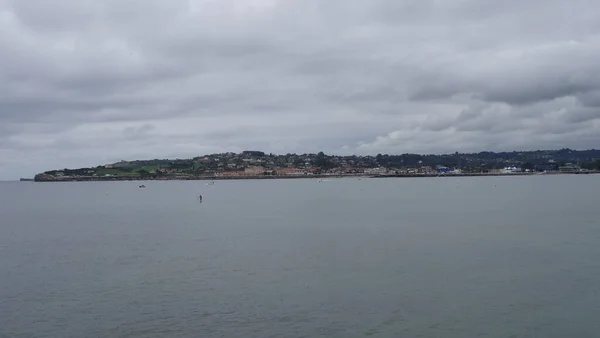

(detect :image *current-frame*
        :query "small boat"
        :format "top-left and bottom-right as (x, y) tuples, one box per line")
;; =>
(139, 185), (146, 188)
(206, 181), (215, 186)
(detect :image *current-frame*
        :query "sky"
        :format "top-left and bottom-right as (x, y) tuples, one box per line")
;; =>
(1, 0), (600, 179)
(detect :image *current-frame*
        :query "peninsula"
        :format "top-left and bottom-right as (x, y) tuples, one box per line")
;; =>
(34, 149), (600, 182)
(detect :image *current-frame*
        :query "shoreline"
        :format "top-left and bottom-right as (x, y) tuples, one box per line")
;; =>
(33, 171), (599, 182)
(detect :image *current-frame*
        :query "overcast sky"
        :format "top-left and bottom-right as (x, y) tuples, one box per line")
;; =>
(1, 0), (600, 179)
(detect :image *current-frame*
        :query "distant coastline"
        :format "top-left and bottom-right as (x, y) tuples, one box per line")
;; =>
(32, 171), (599, 182)
(33, 149), (600, 182)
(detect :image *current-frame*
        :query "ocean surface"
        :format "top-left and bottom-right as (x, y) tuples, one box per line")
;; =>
(1, 175), (600, 338)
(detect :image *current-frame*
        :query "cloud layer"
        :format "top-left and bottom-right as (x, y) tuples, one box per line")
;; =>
(1, 0), (600, 179)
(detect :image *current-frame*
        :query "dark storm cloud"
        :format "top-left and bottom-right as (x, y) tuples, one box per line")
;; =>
(1, 0), (600, 179)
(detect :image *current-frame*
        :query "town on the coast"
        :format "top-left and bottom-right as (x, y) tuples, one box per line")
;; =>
(33, 149), (600, 181)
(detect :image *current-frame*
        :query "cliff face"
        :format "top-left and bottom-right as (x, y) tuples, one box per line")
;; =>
(34, 174), (50, 182)
(34, 174), (71, 182)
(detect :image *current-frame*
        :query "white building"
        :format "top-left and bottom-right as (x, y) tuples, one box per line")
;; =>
(364, 167), (389, 175)
(500, 166), (522, 174)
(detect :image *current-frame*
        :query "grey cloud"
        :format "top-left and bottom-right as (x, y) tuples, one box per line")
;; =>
(577, 90), (600, 108)
(2, 0), (600, 179)
(410, 49), (600, 106)
(560, 107), (600, 124)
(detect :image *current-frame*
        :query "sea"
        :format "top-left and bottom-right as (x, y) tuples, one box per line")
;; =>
(1, 175), (599, 338)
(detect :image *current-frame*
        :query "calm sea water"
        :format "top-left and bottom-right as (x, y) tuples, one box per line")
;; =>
(1, 176), (600, 338)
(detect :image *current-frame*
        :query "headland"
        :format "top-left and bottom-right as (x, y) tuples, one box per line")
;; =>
(33, 149), (600, 182)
